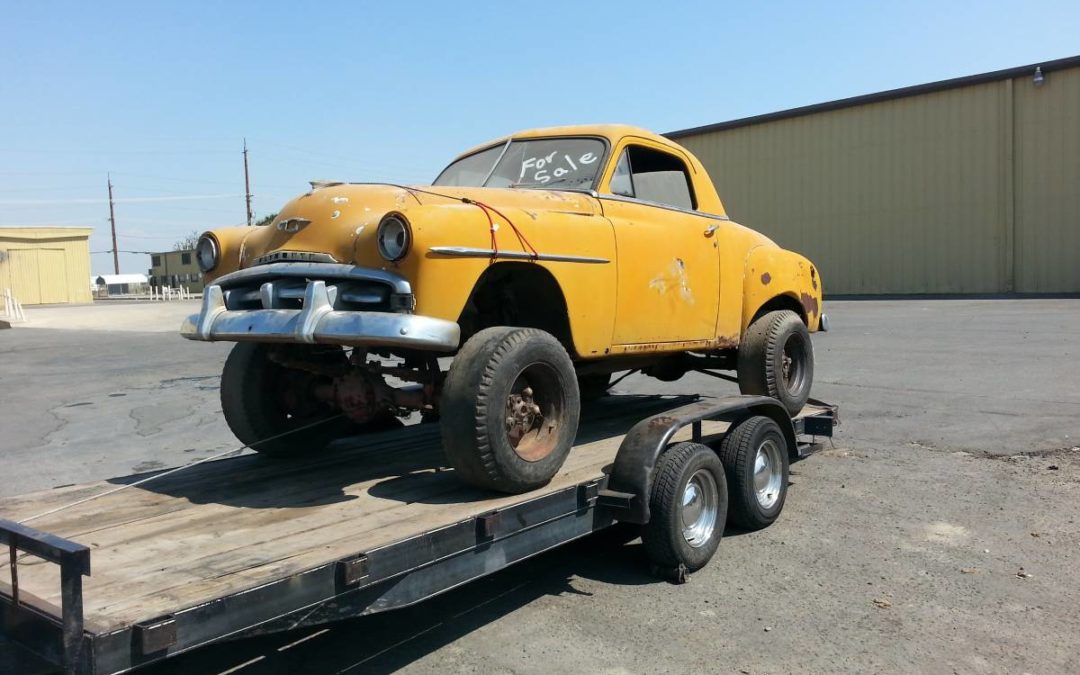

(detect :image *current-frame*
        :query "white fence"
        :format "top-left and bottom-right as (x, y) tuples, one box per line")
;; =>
(2, 288), (26, 322)
(147, 286), (199, 301)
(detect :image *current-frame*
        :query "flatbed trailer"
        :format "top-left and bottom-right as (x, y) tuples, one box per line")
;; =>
(0, 394), (836, 674)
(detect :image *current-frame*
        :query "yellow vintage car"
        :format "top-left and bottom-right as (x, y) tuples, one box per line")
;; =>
(182, 124), (826, 493)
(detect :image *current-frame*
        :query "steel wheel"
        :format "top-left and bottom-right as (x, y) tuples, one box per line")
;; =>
(781, 332), (809, 394)
(737, 309), (814, 416)
(642, 442), (727, 572)
(718, 415), (791, 531)
(441, 327), (580, 494)
(505, 363), (565, 462)
(681, 468), (721, 548)
(753, 438), (784, 510)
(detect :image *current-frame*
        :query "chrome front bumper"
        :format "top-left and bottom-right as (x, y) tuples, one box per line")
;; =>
(181, 275), (460, 351)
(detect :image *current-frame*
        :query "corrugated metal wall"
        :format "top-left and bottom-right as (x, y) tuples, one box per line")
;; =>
(674, 64), (1080, 294)
(0, 228), (93, 305)
(1013, 66), (1080, 293)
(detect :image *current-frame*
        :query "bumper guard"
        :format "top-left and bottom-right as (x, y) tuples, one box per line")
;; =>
(181, 279), (460, 351)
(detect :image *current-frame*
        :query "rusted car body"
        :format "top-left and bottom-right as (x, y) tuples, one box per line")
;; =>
(183, 125), (825, 492)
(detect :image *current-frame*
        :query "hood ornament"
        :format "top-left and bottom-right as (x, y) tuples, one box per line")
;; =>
(277, 217), (311, 233)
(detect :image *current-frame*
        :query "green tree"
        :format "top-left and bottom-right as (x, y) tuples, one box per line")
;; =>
(255, 212), (278, 227)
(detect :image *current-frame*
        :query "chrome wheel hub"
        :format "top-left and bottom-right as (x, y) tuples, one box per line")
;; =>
(681, 469), (719, 548)
(753, 439), (784, 510)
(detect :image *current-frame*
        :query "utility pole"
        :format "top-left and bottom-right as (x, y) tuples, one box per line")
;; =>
(243, 138), (253, 226)
(107, 174), (119, 274)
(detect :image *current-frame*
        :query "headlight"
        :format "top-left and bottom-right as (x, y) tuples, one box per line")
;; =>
(195, 234), (219, 273)
(377, 213), (411, 262)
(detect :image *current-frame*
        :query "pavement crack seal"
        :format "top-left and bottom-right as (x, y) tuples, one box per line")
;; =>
(975, 446), (1080, 461)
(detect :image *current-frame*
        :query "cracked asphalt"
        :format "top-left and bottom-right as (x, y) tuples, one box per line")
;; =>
(1, 298), (1078, 674)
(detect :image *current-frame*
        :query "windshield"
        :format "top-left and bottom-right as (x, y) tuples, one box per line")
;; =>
(433, 137), (605, 190)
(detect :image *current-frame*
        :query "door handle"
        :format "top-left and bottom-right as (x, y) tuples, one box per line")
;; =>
(704, 224), (719, 237)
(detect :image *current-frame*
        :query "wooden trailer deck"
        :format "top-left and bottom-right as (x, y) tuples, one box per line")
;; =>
(0, 395), (727, 635)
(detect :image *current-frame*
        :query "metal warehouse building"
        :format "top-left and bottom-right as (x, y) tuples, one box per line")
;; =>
(0, 227), (94, 305)
(668, 55), (1080, 295)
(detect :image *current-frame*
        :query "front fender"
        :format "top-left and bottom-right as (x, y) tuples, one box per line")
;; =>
(387, 199), (618, 358)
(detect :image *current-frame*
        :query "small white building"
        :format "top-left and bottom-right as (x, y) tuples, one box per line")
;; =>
(94, 273), (149, 297)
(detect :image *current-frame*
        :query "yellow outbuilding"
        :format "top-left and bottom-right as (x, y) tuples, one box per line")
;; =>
(0, 227), (93, 305)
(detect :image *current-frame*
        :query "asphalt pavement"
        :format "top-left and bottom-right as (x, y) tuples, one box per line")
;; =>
(1, 298), (1077, 673)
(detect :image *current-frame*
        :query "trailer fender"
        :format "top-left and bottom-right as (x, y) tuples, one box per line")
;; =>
(599, 396), (796, 525)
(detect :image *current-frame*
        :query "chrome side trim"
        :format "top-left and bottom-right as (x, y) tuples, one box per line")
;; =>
(598, 193), (731, 221)
(428, 247), (609, 264)
(819, 313), (830, 332)
(212, 263), (412, 295)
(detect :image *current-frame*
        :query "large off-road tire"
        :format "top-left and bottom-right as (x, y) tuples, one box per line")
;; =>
(737, 309), (814, 416)
(220, 343), (350, 457)
(642, 442), (727, 573)
(441, 327), (580, 493)
(718, 416), (790, 531)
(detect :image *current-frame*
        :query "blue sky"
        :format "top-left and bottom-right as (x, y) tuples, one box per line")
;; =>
(2, 1), (1078, 274)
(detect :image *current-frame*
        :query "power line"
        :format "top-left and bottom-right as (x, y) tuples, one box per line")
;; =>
(0, 219), (103, 226)
(0, 185), (104, 193)
(109, 172), (239, 186)
(112, 229), (242, 239)
(0, 193), (246, 205)
(252, 139), (432, 174)
(0, 148), (234, 156)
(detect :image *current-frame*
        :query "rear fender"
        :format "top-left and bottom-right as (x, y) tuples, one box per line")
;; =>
(742, 246), (822, 332)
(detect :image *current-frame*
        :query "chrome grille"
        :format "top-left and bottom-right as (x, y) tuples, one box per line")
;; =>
(223, 278), (392, 312)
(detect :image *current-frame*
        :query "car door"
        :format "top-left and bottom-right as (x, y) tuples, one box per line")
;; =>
(600, 140), (720, 346)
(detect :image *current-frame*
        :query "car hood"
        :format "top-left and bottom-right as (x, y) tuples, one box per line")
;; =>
(237, 183), (601, 267)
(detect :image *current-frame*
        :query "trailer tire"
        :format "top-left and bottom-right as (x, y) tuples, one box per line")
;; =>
(738, 309), (814, 416)
(719, 415), (790, 530)
(642, 442), (727, 573)
(220, 343), (349, 457)
(441, 327), (580, 493)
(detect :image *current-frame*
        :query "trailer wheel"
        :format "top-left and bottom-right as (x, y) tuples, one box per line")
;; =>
(737, 309), (814, 416)
(642, 442), (727, 573)
(220, 343), (349, 457)
(441, 327), (580, 493)
(719, 416), (789, 530)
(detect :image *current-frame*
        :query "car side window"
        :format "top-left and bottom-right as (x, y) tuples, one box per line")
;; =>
(611, 145), (697, 210)
(610, 150), (634, 197)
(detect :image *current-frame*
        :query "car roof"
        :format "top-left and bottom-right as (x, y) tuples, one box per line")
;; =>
(452, 124), (685, 161)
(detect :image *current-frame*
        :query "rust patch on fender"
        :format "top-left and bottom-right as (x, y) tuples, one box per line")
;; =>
(811, 267), (818, 290)
(800, 292), (819, 318)
(649, 416), (678, 428)
(760, 272), (771, 285)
